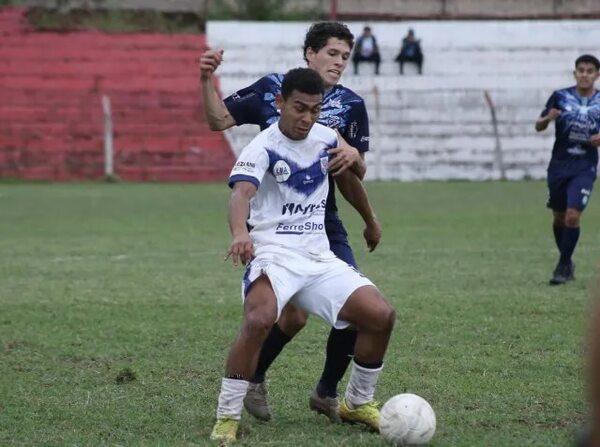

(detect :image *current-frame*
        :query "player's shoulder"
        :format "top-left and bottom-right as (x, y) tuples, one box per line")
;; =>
(555, 86), (577, 97)
(257, 73), (284, 90)
(331, 84), (365, 104)
(309, 122), (338, 145)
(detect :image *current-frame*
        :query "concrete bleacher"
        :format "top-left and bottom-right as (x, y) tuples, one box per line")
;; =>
(0, 7), (234, 181)
(208, 20), (600, 180)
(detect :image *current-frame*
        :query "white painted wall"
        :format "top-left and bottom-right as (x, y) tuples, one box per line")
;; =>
(207, 20), (600, 180)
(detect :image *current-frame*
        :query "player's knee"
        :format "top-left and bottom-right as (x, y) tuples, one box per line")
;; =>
(565, 210), (581, 227)
(278, 305), (308, 335)
(371, 301), (396, 335)
(243, 310), (275, 340)
(381, 305), (396, 335)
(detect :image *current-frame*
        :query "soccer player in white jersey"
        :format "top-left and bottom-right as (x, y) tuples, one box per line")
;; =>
(210, 68), (395, 443)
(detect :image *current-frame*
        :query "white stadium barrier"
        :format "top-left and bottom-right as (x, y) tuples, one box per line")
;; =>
(207, 20), (600, 180)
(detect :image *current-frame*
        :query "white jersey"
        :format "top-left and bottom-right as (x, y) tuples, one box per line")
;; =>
(229, 122), (338, 259)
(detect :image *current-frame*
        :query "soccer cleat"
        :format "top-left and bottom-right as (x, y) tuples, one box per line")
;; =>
(309, 389), (341, 423)
(210, 417), (239, 444)
(243, 382), (271, 421)
(339, 398), (380, 432)
(549, 263), (574, 285)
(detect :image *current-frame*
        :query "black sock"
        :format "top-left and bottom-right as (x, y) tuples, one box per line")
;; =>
(559, 226), (580, 266)
(252, 324), (291, 383)
(354, 358), (383, 369)
(553, 224), (564, 251)
(317, 327), (357, 398)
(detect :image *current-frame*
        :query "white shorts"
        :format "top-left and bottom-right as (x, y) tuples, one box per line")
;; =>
(240, 247), (374, 329)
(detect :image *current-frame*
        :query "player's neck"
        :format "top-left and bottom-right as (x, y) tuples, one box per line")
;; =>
(576, 86), (596, 97)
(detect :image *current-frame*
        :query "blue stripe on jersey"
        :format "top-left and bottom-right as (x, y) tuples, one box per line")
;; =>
(265, 149), (328, 197)
(228, 174), (260, 189)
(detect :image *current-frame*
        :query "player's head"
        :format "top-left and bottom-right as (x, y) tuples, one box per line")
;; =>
(303, 21), (354, 88)
(276, 68), (324, 140)
(574, 54), (600, 91)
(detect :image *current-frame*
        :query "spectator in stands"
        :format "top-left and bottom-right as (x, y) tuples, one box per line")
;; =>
(352, 26), (381, 75)
(395, 29), (423, 75)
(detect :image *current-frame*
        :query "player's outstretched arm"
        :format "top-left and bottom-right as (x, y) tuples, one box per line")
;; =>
(535, 108), (561, 132)
(199, 49), (236, 131)
(328, 130), (367, 179)
(334, 169), (381, 252)
(225, 182), (257, 266)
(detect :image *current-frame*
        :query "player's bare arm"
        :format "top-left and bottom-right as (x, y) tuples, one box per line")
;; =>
(225, 181), (257, 266)
(535, 108), (561, 132)
(334, 169), (381, 252)
(199, 49), (237, 131)
(328, 130), (366, 179)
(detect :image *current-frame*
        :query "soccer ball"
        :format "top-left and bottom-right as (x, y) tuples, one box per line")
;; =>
(379, 393), (436, 446)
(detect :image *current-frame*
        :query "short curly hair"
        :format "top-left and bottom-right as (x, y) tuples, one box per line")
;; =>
(303, 21), (354, 63)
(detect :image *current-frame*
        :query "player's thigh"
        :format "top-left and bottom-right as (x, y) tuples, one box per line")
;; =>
(244, 275), (278, 326)
(278, 301), (309, 333)
(566, 174), (595, 211)
(293, 259), (374, 329)
(242, 254), (305, 322)
(337, 285), (395, 333)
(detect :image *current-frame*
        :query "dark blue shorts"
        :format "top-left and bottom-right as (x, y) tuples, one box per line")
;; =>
(329, 239), (358, 268)
(547, 171), (595, 212)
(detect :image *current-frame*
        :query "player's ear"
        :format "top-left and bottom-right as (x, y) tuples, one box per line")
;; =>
(305, 47), (316, 63)
(275, 94), (284, 110)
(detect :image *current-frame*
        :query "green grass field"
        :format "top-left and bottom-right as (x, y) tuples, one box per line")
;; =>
(1, 181), (598, 446)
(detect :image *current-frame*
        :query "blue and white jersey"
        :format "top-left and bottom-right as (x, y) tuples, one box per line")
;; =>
(541, 86), (600, 172)
(228, 122), (339, 259)
(224, 73), (370, 242)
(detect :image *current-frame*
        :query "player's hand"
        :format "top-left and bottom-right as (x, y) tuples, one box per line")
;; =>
(328, 130), (360, 176)
(547, 108), (561, 121)
(590, 133), (600, 147)
(363, 217), (382, 252)
(200, 49), (224, 81)
(225, 233), (254, 266)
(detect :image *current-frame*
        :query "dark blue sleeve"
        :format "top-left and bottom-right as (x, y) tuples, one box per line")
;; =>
(343, 99), (370, 153)
(541, 91), (557, 118)
(223, 77), (268, 126)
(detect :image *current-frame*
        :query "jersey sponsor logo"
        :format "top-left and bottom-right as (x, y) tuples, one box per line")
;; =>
(581, 188), (591, 196)
(320, 156), (328, 175)
(327, 116), (342, 128)
(348, 121), (358, 139)
(275, 221), (325, 234)
(273, 160), (291, 182)
(281, 199), (327, 216)
(232, 160), (256, 173)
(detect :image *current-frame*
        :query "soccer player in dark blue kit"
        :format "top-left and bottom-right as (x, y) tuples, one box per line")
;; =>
(200, 22), (382, 429)
(535, 54), (600, 285)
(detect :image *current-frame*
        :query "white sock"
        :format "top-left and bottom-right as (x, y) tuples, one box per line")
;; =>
(216, 377), (250, 420)
(344, 360), (383, 408)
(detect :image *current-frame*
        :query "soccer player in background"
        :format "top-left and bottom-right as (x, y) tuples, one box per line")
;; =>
(210, 68), (395, 443)
(200, 22), (381, 426)
(535, 54), (600, 285)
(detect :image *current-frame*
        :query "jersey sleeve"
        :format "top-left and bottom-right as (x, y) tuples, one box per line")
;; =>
(540, 91), (558, 118)
(343, 99), (370, 153)
(223, 78), (265, 126)
(228, 142), (269, 189)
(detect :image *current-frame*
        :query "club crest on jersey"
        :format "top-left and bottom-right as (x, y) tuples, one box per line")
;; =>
(273, 160), (291, 182)
(320, 156), (328, 175)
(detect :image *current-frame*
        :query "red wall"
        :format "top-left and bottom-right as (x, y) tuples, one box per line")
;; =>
(0, 8), (235, 181)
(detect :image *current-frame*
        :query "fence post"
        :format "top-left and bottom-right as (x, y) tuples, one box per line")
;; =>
(101, 94), (115, 180)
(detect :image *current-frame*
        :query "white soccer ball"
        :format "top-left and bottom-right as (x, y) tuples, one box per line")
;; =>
(379, 393), (436, 446)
